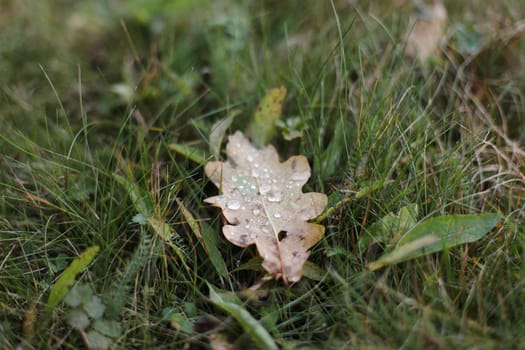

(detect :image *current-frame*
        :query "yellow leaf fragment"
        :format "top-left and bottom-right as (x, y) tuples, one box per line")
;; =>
(204, 131), (327, 283)
(247, 86), (287, 147)
(405, 1), (448, 62)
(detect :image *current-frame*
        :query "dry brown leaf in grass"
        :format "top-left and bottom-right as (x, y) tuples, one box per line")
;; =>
(405, 1), (448, 62)
(204, 131), (327, 284)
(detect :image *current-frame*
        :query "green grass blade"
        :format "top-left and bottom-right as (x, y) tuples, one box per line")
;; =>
(112, 173), (152, 215)
(47, 246), (100, 311)
(113, 173), (189, 267)
(367, 214), (501, 271)
(168, 143), (208, 165)
(201, 222), (230, 280)
(208, 283), (278, 350)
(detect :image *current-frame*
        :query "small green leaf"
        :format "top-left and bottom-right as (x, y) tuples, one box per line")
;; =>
(67, 309), (90, 331)
(93, 319), (122, 338)
(86, 330), (112, 350)
(276, 116), (307, 140)
(48, 254), (69, 275)
(367, 214), (501, 271)
(84, 296), (106, 319)
(359, 204), (418, 253)
(247, 86), (287, 147)
(64, 284), (94, 308)
(47, 246), (99, 311)
(132, 213), (148, 225)
(208, 283), (278, 350)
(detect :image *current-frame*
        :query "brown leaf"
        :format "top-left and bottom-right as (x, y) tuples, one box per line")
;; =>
(405, 1), (448, 62)
(204, 131), (327, 283)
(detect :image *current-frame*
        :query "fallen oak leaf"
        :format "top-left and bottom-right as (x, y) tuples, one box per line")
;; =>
(204, 131), (327, 284)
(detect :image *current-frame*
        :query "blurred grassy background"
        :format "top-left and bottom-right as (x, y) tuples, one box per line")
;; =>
(1, 0), (524, 349)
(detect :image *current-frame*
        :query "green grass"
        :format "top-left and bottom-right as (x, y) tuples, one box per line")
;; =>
(1, 0), (525, 349)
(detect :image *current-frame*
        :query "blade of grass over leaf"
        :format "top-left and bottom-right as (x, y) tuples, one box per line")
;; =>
(247, 86), (286, 147)
(367, 214), (501, 271)
(47, 246), (99, 311)
(207, 283), (278, 350)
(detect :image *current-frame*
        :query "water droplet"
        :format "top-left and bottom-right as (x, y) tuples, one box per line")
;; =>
(247, 155), (254, 162)
(273, 212), (281, 218)
(253, 209), (260, 215)
(291, 171), (310, 181)
(262, 226), (270, 233)
(259, 184), (271, 195)
(232, 175), (238, 182)
(267, 191), (283, 202)
(227, 200), (241, 210)
(272, 179), (277, 183)
(251, 169), (259, 177)
(245, 224), (250, 229)
(254, 163), (260, 168)
(263, 168), (269, 173)
(250, 184), (257, 191)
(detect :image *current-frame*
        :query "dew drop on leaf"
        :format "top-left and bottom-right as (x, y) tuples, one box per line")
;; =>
(267, 191), (283, 202)
(260, 184), (271, 195)
(227, 200), (241, 210)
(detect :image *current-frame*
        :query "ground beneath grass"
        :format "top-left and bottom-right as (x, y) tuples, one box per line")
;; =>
(1, 1), (524, 349)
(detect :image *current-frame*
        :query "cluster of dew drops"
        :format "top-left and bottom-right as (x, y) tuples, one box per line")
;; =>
(219, 141), (311, 241)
